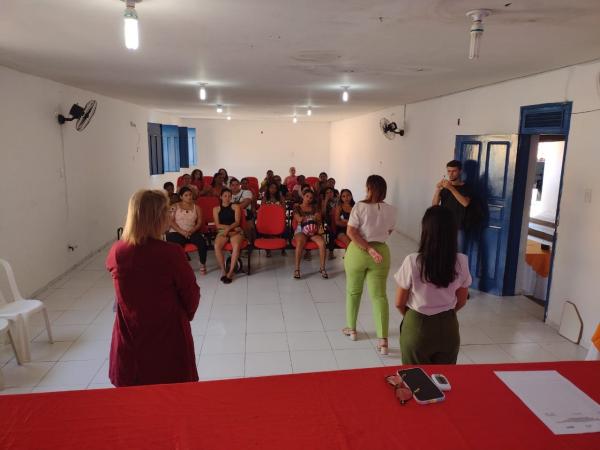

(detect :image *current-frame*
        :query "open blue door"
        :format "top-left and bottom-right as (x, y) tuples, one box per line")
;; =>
(455, 135), (518, 295)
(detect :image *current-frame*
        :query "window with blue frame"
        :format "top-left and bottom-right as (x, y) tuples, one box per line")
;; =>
(162, 125), (180, 172)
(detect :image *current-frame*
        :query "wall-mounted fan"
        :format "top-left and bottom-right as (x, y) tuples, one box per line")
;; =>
(57, 100), (97, 131)
(380, 118), (404, 140)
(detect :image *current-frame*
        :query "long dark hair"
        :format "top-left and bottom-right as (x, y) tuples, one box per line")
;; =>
(417, 206), (458, 288)
(191, 169), (203, 181)
(364, 175), (387, 203)
(264, 182), (282, 203)
(339, 189), (355, 206)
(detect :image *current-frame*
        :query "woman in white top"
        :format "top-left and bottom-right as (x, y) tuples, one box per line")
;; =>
(343, 175), (396, 355)
(394, 205), (472, 364)
(166, 187), (208, 275)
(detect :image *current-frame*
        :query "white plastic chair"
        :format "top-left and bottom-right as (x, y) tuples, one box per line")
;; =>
(0, 259), (53, 362)
(0, 318), (22, 389)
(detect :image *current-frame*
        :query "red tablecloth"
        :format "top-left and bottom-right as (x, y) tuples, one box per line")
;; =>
(1, 361), (599, 450)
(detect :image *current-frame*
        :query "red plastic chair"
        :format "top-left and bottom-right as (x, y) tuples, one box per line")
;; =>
(254, 205), (287, 252)
(196, 197), (220, 235)
(176, 175), (186, 188)
(291, 218), (319, 250)
(246, 177), (259, 188)
(203, 176), (213, 186)
(305, 177), (319, 190)
(222, 207), (251, 274)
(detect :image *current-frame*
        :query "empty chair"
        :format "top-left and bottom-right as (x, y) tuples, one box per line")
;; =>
(305, 177), (319, 190)
(0, 318), (22, 389)
(0, 258), (53, 362)
(254, 204), (288, 255)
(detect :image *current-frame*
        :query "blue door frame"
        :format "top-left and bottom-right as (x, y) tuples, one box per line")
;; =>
(514, 102), (572, 318)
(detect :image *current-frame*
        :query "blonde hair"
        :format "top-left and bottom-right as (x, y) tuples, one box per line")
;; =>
(122, 190), (170, 246)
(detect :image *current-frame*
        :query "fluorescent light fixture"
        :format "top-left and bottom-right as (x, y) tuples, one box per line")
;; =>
(466, 9), (491, 60)
(198, 84), (207, 101)
(123, 1), (139, 50)
(307, 107), (312, 116)
(216, 105), (223, 113)
(342, 87), (349, 102)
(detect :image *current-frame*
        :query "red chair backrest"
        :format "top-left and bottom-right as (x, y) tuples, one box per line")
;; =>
(305, 177), (319, 190)
(248, 185), (259, 200)
(176, 175), (186, 188)
(196, 196), (220, 231)
(256, 204), (286, 236)
(203, 176), (213, 186)
(246, 177), (259, 187)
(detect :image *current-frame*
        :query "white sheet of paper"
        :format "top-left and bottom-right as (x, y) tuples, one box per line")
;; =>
(495, 370), (600, 435)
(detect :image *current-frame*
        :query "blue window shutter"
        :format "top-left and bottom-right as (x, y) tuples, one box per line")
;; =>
(519, 102), (572, 135)
(188, 128), (197, 166)
(147, 123), (164, 175)
(161, 125), (180, 172)
(178, 127), (190, 168)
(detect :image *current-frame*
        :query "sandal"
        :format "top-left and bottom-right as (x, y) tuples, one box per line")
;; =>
(377, 340), (389, 356)
(328, 251), (336, 260)
(320, 267), (329, 279)
(293, 269), (301, 279)
(220, 275), (228, 283)
(342, 327), (357, 341)
(223, 275), (233, 284)
(266, 250), (272, 258)
(200, 265), (207, 275)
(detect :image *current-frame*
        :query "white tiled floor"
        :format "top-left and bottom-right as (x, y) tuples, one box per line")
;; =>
(0, 232), (588, 394)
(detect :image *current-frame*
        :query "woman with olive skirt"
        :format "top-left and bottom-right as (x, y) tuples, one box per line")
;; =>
(394, 206), (472, 364)
(343, 175), (396, 355)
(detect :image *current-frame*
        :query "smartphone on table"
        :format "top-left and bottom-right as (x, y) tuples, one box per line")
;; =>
(397, 367), (445, 405)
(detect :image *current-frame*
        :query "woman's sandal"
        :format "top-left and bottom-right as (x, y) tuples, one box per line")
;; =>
(223, 275), (233, 284)
(200, 265), (207, 275)
(342, 327), (357, 341)
(293, 269), (301, 279)
(320, 268), (329, 279)
(377, 340), (389, 356)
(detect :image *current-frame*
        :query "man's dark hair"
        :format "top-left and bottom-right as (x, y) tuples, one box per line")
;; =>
(163, 182), (174, 190)
(230, 177), (239, 184)
(446, 160), (462, 170)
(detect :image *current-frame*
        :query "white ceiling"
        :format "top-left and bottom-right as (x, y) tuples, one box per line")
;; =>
(1, 0), (600, 122)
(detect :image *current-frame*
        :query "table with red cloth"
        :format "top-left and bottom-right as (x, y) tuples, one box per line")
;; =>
(1, 361), (600, 450)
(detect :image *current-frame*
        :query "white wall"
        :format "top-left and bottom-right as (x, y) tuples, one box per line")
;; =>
(0, 65), (176, 297)
(330, 60), (600, 346)
(180, 118), (330, 181)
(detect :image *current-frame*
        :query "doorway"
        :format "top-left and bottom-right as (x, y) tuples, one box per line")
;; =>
(516, 136), (566, 306)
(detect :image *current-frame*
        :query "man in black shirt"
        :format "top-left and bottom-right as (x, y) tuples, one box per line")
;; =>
(432, 160), (471, 252)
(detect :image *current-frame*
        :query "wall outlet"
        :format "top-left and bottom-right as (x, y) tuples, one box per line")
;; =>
(584, 188), (592, 204)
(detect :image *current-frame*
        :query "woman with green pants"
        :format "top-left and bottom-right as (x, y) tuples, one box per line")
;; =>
(343, 175), (396, 355)
(394, 206), (472, 364)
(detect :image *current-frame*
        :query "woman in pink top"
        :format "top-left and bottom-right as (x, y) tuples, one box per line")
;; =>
(284, 166), (298, 192)
(394, 206), (472, 364)
(166, 186), (208, 275)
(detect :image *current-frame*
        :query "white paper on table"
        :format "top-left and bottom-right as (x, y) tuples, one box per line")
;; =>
(495, 370), (600, 435)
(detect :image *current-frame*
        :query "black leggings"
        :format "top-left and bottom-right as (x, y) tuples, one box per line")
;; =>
(166, 231), (207, 264)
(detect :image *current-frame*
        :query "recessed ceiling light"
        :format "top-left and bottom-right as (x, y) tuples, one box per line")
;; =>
(198, 83), (207, 101)
(307, 107), (312, 116)
(122, 0), (141, 50)
(227, 115), (232, 121)
(342, 86), (350, 102)
(216, 105), (223, 113)
(293, 115), (298, 124)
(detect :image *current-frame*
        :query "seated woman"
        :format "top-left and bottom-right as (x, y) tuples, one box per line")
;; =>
(291, 175), (306, 202)
(333, 189), (355, 248)
(218, 168), (232, 187)
(263, 181), (285, 205)
(272, 175), (289, 199)
(165, 187), (208, 275)
(210, 173), (225, 197)
(260, 169), (274, 193)
(191, 169), (211, 197)
(163, 181), (180, 205)
(319, 187), (337, 260)
(284, 166), (298, 192)
(293, 190), (328, 280)
(106, 189), (199, 387)
(394, 206), (471, 364)
(177, 173), (192, 190)
(213, 188), (244, 284)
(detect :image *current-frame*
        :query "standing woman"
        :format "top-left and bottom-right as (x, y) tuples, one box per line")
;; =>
(106, 190), (200, 386)
(213, 188), (244, 284)
(293, 190), (328, 279)
(343, 175), (396, 355)
(166, 186), (208, 275)
(394, 206), (471, 364)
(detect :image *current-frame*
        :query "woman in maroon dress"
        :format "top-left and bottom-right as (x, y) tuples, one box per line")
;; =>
(107, 189), (200, 386)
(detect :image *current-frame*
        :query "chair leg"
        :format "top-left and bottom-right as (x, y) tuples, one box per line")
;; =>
(42, 308), (54, 344)
(7, 330), (23, 365)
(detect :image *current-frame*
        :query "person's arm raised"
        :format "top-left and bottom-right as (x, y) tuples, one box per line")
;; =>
(441, 180), (471, 207)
